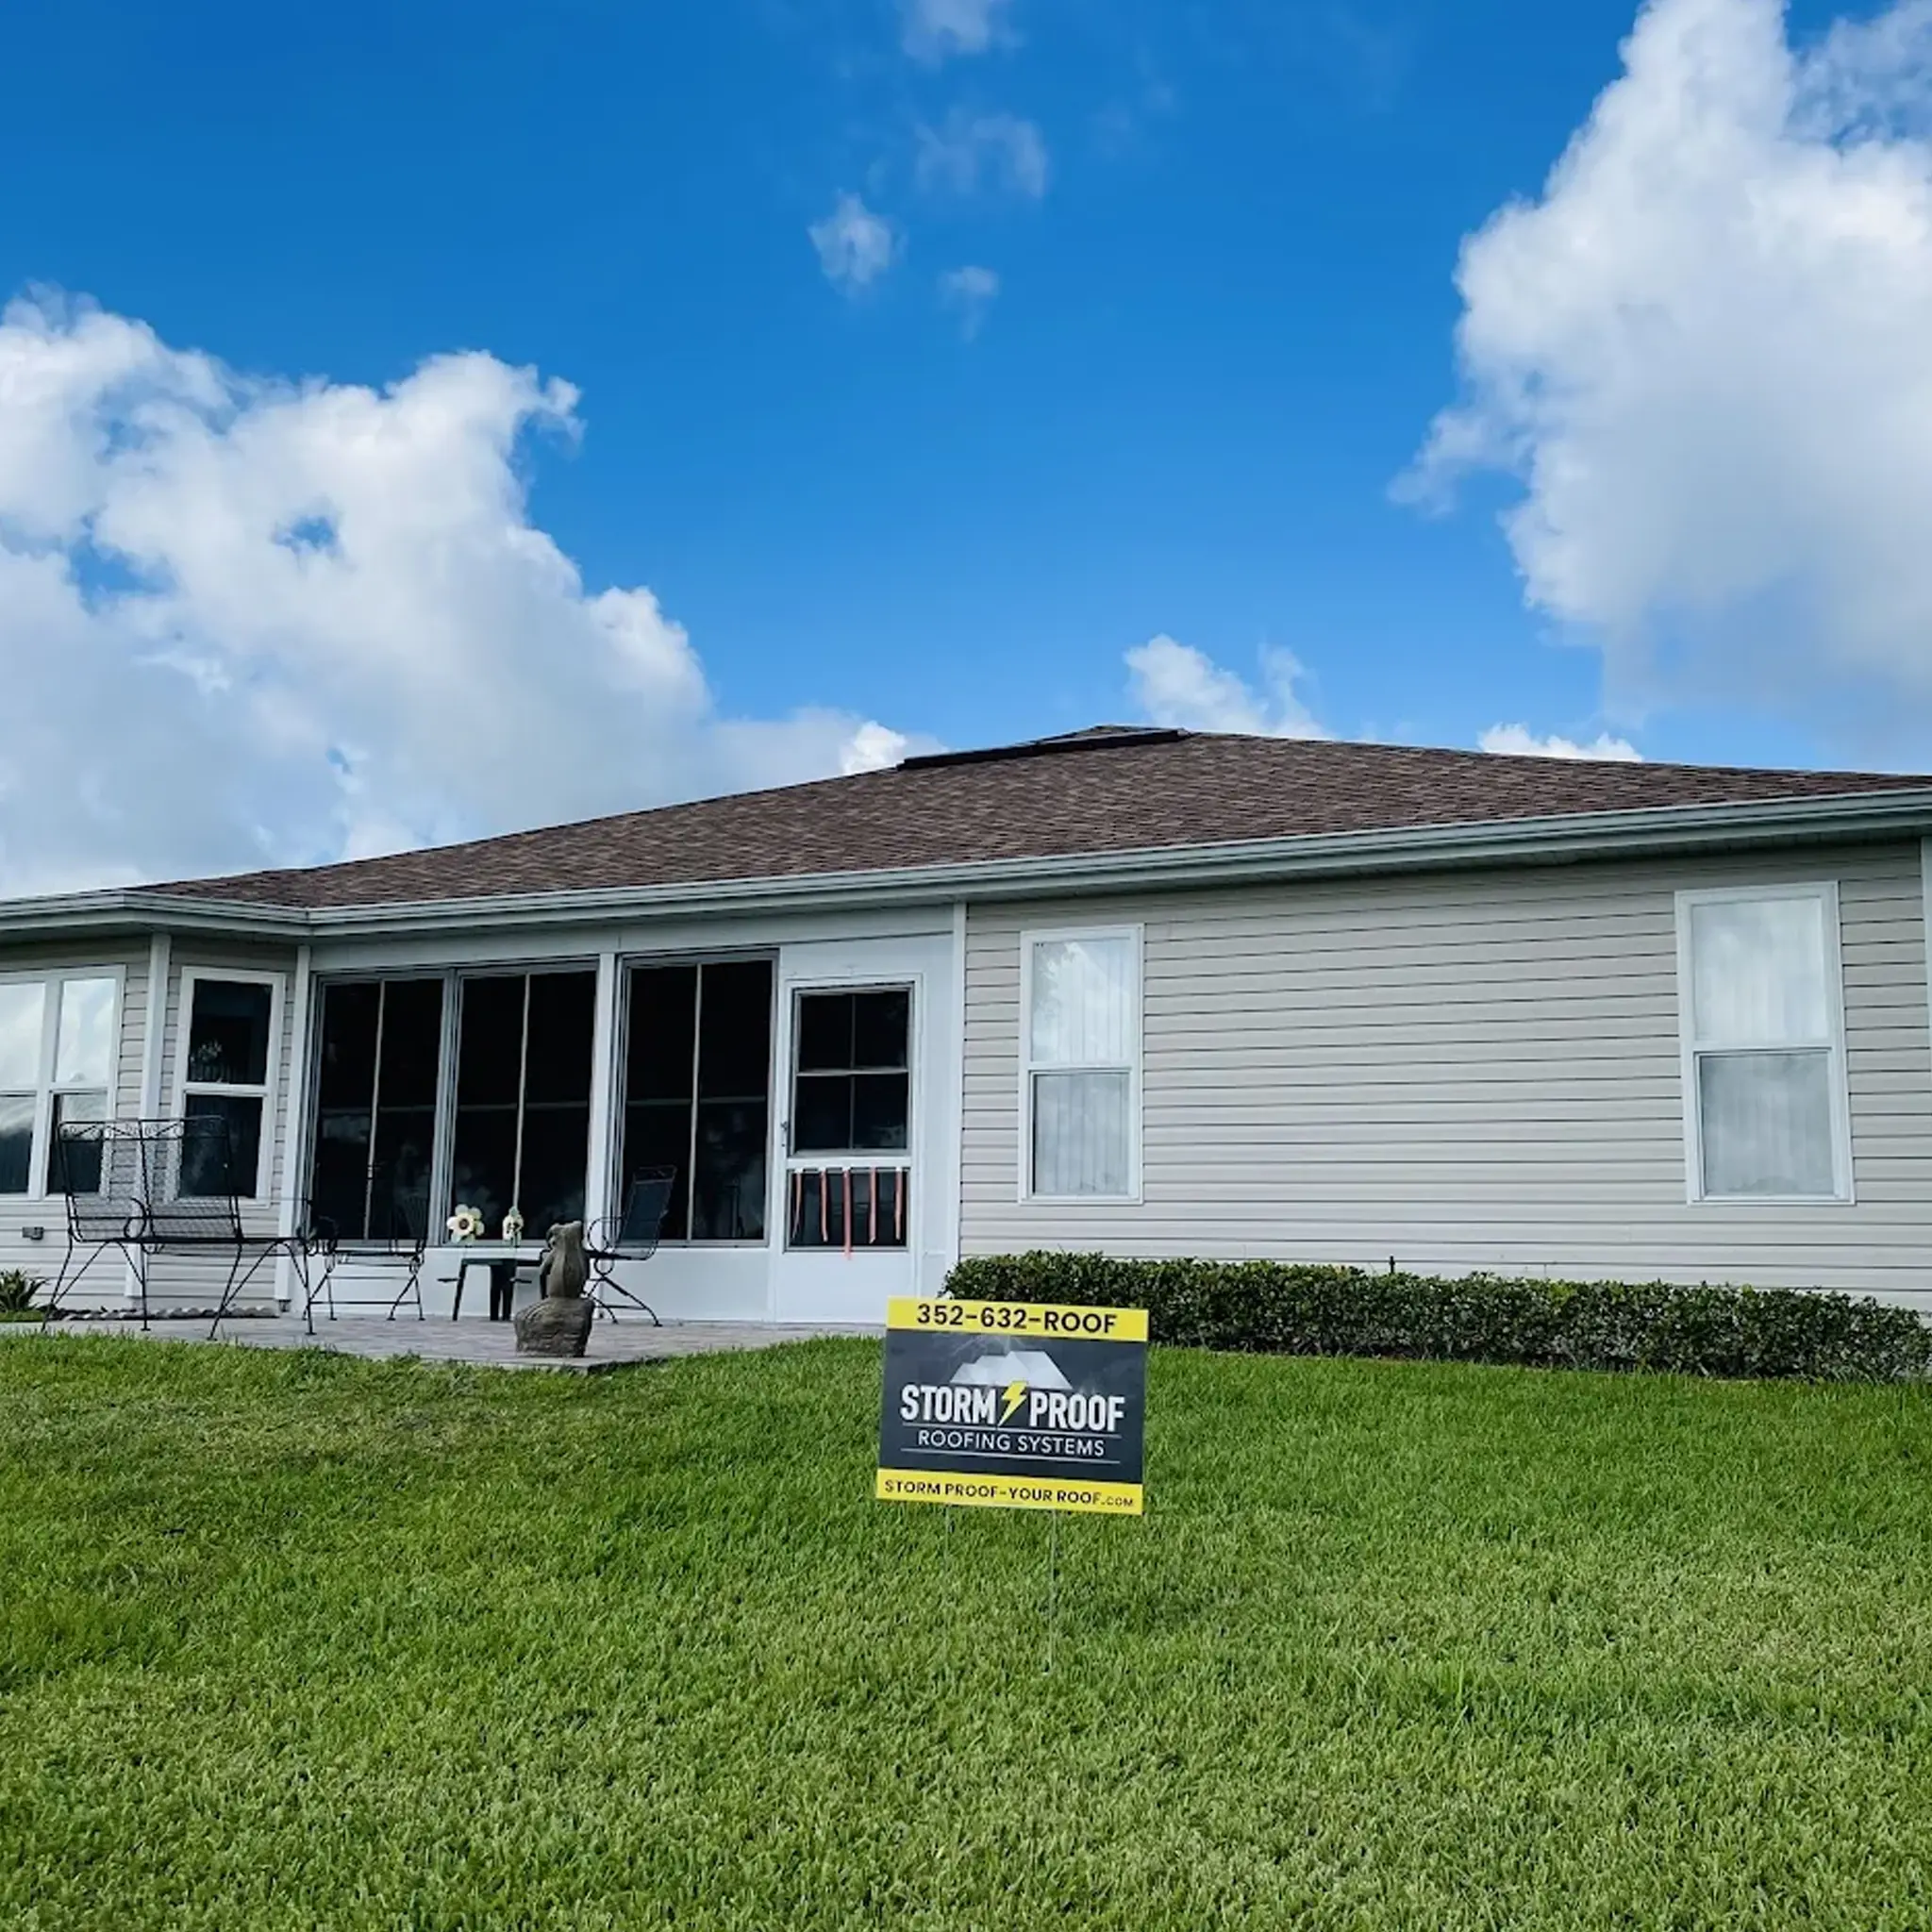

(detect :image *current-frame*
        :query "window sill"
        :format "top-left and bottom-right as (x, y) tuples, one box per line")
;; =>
(1687, 1192), (1855, 1208)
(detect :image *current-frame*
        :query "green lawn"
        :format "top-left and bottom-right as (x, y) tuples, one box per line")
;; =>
(5, 1340), (1932, 1930)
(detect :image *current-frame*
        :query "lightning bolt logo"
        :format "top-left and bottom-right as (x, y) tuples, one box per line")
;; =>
(999, 1379), (1027, 1424)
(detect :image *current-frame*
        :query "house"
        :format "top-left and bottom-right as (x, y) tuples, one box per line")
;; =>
(7, 724), (1932, 1324)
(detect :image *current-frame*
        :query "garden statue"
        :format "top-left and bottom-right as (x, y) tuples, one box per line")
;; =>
(514, 1221), (592, 1357)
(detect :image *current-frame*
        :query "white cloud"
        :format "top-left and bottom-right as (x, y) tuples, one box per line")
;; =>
(0, 293), (913, 894)
(914, 111), (1050, 198)
(901, 0), (1014, 63)
(1478, 724), (1644, 761)
(1125, 636), (1331, 738)
(839, 722), (912, 774)
(939, 265), (1001, 338)
(1401, 0), (1932, 739)
(808, 194), (897, 294)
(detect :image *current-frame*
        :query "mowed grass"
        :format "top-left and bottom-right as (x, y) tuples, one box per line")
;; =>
(5, 1341), (1932, 1930)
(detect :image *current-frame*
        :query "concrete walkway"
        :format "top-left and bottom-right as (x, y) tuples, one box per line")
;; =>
(12, 1315), (882, 1373)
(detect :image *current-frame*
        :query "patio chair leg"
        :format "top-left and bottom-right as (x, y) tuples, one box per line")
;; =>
(42, 1238), (93, 1330)
(210, 1248), (248, 1340)
(385, 1259), (424, 1322)
(591, 1274), (661, 1326)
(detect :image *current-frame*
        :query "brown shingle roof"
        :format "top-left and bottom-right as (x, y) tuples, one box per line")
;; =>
(153, 728), (1932, 911)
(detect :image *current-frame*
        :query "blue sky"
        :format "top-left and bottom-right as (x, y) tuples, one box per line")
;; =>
(1, 0), (1927, 888)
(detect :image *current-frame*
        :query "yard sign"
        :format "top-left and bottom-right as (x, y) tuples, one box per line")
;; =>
(875, 1297), (1148, 1516)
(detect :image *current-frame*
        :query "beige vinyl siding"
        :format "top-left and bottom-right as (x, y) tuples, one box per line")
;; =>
(0, 939), (150, 1302)
(961, 839), (1932, 1305)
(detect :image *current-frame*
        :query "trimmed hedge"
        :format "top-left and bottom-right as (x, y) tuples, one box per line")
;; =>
(944, 1252), (1932, 1382)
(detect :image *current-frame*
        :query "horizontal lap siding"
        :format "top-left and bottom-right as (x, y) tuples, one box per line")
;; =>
(961, 841), (1932, 1306)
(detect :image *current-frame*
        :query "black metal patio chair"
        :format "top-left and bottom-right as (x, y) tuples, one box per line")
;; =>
(45, 1116), (317, 1337)
(584, 1167), (676, 1324)
(302, 1161), (429, 1333)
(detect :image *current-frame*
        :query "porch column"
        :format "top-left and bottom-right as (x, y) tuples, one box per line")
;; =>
(275, 944), (313, 1309)
(126, 932), (172, 1300)
(585, 948), (621, 1233)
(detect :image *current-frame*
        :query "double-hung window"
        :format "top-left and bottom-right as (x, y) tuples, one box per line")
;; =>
(1021, 927), (1141, 1200)
(179, 974), (279, 1198)
(1677, 885), (1850, 1202)
(0, 973), (119, 1195)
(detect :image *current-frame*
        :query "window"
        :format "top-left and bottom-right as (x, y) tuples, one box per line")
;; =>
(1677, 886), (1850, 1202)
(1022, 929), (1139, 1200)
(309, 977), (445, 1241)
(449, 970), (596, 1235)
(0, 973), (118, 1195)
(179, 974), (277, 1197)
(792, 989), (910, 1155)
(621, 959), (774, 1242)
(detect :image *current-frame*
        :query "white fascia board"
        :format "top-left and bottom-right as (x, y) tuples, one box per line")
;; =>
(4, 787), (1932, 946)
(0, 892), (310, 941)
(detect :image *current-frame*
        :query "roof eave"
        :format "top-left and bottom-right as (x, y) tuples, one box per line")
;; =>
(3, 787), (1931, 942)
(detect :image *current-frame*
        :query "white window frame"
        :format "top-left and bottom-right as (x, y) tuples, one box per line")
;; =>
(0, 965), (125, 1199)
(173, 967), (286, 1201)
(1674, 883), (1853, 1206)
(1018, 924), (1143, 1205)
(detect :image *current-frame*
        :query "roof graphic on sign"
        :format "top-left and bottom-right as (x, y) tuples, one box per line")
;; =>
(949, 1349), (1071, 1391)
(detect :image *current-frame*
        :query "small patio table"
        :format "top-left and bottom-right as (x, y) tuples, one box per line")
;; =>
(447, 1241), (546, 1322)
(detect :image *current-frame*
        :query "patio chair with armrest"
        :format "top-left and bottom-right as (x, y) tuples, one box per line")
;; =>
(583, 1167), (676, 1324)
(44, 1116), (317, 1338)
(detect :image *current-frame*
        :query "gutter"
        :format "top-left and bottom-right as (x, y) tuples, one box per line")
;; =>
(4, 786), (1932, 943)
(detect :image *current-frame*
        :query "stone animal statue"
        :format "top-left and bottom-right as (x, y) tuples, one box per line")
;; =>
(538, 1221), (589, 1300)
(515, 1221), (592, 1357)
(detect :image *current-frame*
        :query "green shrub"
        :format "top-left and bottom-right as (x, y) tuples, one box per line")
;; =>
(0, 1269), (44, 1318)
(943, 1253), (1932, 1382)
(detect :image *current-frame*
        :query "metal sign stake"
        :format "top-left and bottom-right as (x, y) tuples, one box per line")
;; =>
(1045, 1508), (1060, 1675)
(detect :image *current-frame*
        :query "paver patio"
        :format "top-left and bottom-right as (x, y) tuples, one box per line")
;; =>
(5, 1316), (880, 1371)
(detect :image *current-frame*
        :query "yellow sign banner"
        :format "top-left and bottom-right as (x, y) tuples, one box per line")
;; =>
(875, 1469), (1143, 1515)
(886, 1296), (1149, 1343)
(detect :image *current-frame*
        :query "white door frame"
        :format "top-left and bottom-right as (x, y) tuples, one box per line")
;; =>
(766, 936), (950, 1322)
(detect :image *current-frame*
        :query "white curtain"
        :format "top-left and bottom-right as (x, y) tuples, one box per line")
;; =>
(1032, 1070), (1130, 1197)
(1030, 938), (1133, 1065)
(1690, 897), (1827, 1045)
(1698, 1051), (1835, 1197)
(1028, 937), (1133, 1196)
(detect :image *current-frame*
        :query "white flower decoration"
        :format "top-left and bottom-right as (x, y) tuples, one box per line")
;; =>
(446, 1204), (485, 1243)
